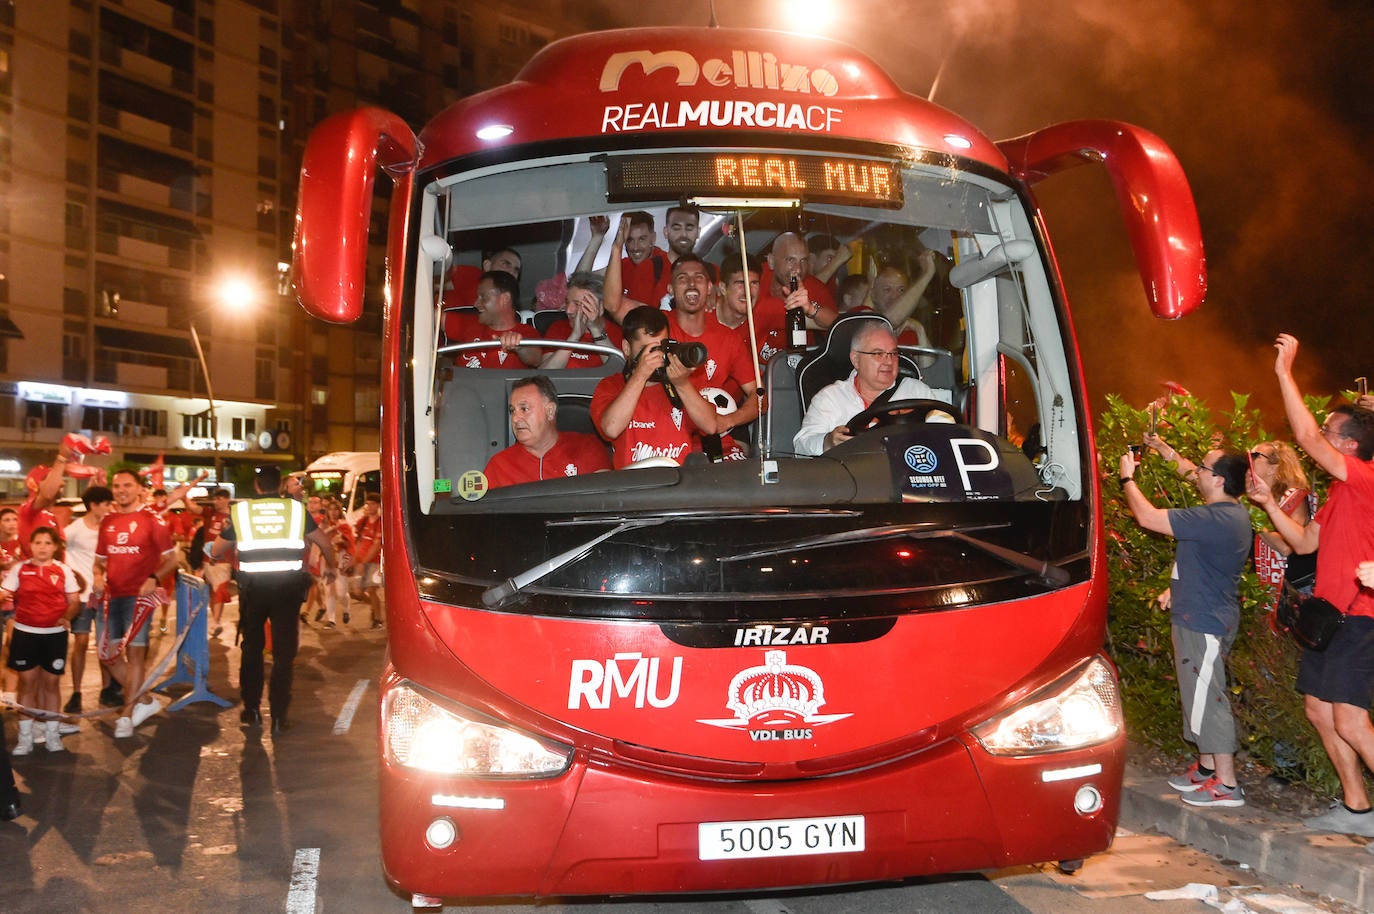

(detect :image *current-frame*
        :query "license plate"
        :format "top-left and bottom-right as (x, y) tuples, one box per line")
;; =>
(698, 815), (865, 860)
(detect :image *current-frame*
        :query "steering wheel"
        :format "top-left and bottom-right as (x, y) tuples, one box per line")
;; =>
(844, 399), (956, 436)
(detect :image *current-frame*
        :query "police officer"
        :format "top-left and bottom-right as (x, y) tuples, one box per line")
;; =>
(212, 465), (333, 736)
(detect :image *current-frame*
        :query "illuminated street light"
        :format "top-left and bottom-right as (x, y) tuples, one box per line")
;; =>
(786, 0), (837, 32)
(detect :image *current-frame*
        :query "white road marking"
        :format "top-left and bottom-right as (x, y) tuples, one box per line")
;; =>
(286, 847), (320, 914)
(333, 679), (370, 735)
(744, 900), (793, 914)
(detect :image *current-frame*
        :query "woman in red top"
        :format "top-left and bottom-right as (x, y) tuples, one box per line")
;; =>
(2, 527), (80, 755)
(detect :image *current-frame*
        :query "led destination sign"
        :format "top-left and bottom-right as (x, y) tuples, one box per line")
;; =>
(605, 152), (904, 208)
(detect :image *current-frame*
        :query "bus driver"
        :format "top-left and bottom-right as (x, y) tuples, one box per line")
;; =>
(793, 322), (951, 456)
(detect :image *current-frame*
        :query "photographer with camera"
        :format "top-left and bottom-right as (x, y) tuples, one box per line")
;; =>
(591, 306), (724, 469)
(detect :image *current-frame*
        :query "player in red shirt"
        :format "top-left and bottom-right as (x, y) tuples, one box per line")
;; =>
(537, 273), (623, 370)
(591, 306), (723, 469)
(2, 527), (80, 754)
(612, 211), (672, 312)
(658, 254), (763, 454)
(714, 252), (837, 375)
(484, 376), (611, 487)
(353, 493), (384, 630)
(94, 470), (179, 739)
(443, 270), (542, 369)
(441, 246), (521, 310)
(760, 231), (837, 321)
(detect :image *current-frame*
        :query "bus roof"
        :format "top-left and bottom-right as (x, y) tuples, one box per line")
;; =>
(417, 27), (1005, 172)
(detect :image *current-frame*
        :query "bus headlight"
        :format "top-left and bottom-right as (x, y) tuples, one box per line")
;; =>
(971, 657), (1122, 756)
(383, 682), (572, 777)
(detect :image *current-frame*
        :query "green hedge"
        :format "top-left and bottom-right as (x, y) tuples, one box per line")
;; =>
(1097, 391), (1339, 794)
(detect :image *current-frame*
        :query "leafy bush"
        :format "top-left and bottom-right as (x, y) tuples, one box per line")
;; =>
(1097, 391), (1339, 794)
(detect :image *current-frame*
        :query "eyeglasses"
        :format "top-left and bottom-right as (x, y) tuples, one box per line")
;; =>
(1249, 450), (1278, 463)
(1320, 420), (1349, 440)
(1196, 464), (1219, 476)
(855, 349), (900, 361)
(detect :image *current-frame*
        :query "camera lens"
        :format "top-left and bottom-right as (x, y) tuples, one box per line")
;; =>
(677, 341), (707, 369)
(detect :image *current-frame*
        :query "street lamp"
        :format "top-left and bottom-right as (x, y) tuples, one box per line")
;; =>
(190, 274), (258, 485)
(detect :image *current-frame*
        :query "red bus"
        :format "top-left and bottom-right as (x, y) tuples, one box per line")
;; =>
(291, 26), (1205, 907)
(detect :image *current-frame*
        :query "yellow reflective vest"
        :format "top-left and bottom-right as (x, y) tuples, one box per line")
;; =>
(230, 497), (308, 574)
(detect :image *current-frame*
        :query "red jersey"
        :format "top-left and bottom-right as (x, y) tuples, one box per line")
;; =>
(591, 373), (701, 469)
(353, 513), (382, 565)
(1315, 456), (1374, 617)
(539, 318), (624, 368)
(96, 508), (175, 599)
(484, 433), (612, 488)
(666, 312), (757, 393)
(620, 249), (672, 307)
(724, 294), (791, 370)
(159, 508), (194, 541)
(442, 264), (482, 310)
(759, 266), (835, 313)
(202, 510), (229, 544)
(443, 312), (539, 368)
(2, 559), (78, 629)
(17, 496), (61, 558)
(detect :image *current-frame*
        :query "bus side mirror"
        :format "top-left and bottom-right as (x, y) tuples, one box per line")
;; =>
(997, 119), (1206, 320)
(292, 107), (418, 324)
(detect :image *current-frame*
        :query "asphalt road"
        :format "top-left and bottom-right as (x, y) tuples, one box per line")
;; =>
(0, 604), (1331, 914)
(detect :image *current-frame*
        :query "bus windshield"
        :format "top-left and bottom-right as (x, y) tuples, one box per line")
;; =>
(403, 143), (1090, 612)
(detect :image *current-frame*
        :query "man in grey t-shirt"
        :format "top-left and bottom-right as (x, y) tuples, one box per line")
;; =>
(1121, 447), (1252, 807)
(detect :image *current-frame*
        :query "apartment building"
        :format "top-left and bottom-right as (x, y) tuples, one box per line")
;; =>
(0, 0), (584, 497)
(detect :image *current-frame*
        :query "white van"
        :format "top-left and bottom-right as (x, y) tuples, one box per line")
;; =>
(302, 451), (380, 523)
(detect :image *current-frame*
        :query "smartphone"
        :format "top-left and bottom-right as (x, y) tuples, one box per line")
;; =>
(1246, 449), (1256, 478)
(1148, 404), (1158, 437)
(1358, 377), (1368, 398)
(1127, 444), (1143, 460)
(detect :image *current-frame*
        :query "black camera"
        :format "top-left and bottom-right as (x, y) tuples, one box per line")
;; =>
(662, 339), (707, 370)
(632, 338), (708, 382)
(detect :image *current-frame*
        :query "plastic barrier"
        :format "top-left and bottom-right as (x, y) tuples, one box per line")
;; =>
(156, 570), (232, 711)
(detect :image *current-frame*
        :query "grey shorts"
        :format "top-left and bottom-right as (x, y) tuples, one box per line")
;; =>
(1172, 623), (1237, 755)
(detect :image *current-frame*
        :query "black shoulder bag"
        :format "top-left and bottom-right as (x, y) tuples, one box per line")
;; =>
(1276, 581), (1346, 652)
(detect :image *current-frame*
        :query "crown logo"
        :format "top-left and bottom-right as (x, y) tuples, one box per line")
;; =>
(727, 650), (824, 720)
(698, 650), (851, 732)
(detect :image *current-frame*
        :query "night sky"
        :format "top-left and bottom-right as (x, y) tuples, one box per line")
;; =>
(582, 0), (1374, 425)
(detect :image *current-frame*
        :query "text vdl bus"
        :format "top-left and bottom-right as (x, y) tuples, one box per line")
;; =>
(290, 26), (1205, 907)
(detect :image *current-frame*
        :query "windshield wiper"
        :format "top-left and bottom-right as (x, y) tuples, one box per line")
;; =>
(482, 518), (667, 608)
(720, 522), (1070, 588)
(937, 529), (1071, 587)
(485, 509), (862, 607)
(720, 521), (1007, 563)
